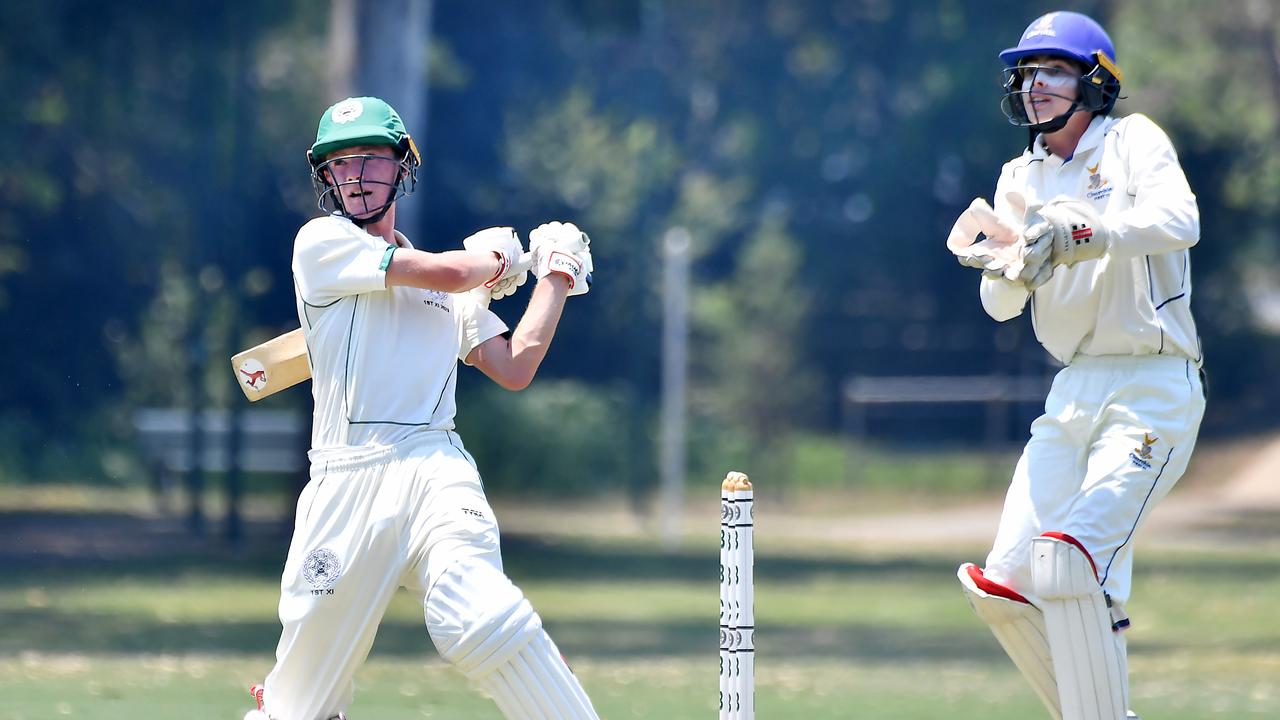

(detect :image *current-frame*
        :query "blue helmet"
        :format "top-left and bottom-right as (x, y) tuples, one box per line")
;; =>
(998, 11), (1124, 131)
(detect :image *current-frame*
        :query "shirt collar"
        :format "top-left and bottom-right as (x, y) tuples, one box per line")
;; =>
(1028, 114), (1109, 163)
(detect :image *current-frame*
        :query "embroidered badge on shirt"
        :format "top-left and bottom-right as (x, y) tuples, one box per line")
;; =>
(1086, 161), (1113, 202)
(421, 289), (451, 313)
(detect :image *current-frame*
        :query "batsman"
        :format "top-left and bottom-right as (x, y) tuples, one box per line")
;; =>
(948, 12), (1205, 720)
(244, 96), (598, 720)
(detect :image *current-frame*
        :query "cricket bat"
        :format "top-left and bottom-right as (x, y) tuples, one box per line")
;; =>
(231, 328), (311, 402)
(229, 248), (544, 402)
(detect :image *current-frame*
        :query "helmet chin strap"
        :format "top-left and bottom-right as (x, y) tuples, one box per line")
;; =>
(346, 200), (394, 228)
(1029, 102), (1081, 134)
(1021, 100), (1084, 152)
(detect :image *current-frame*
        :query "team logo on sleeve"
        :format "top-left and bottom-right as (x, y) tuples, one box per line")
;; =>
(1129, 433), (1159, 470)
(302, 548), (343, 595)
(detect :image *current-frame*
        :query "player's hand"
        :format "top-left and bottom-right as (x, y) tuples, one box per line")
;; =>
(467, 254), (530, 309)
(487, 252), (534, 301)
(530, 221), (593, 297)
(463, 226), (528, 290)
(946, 197), (1025, 281)
(1018, 198), (1111, 288)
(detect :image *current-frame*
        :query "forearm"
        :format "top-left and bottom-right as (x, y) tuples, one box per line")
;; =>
(385, 248), (504, 293)
(471, 275), (570, 390)
(508, 276), (569, 377)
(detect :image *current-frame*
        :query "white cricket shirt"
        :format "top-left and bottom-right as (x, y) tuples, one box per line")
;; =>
(292, 215), (508, 451)
(979, 113), (1202, 366)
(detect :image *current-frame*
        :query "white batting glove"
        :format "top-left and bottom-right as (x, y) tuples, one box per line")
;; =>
(529, 221), (593, 296)
(488, 252), (534, 300)
(1017, 198), (1112, 289)
(946, 197), (1026, 281)
(463, 226), (527, 290)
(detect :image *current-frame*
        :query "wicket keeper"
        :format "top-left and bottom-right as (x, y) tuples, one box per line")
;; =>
(948, 12), (1206, 720)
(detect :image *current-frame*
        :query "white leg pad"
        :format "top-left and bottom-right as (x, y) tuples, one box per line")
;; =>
(476, 631), (598, 720)
(426, 559), (598, 720)
(958, 563), (1061, 720)
(1031, 534), (1127, 720)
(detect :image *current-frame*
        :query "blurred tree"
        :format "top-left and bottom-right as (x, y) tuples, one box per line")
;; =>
(1112, 0), (1280, 423)
(692, 212), (815, 485)
(3, 0), (1275, 490)
(0, 0), (322, 481)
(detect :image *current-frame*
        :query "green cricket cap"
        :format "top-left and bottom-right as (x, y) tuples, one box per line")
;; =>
(310, 97), (410, 160)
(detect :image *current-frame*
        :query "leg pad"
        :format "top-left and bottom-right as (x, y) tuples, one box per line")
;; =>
(426, 559), (598, 719)
(959, 563), (1061, 719)
(1031, 534), (1127, 720)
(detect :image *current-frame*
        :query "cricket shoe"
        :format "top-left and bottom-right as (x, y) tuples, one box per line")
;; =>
(244, 683), (347, 720)
(244, 683), (269, 720)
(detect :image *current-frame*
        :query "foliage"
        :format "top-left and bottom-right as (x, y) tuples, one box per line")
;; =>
(2, 0), (1278, 485)
(692, 213), (816, 483)
(1110, 0), (1280, 412)
(454, 379), (640, 496)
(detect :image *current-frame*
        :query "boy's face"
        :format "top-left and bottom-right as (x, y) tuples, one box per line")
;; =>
(320, 144), (401, 220)
(1016, 55), (1083, 125)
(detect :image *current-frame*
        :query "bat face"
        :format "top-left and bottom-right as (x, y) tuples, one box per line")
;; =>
(231, 328), (312, 402)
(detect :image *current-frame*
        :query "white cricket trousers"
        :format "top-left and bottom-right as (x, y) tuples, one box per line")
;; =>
(263, 430), (507, 720)
(984, 355), (1205, 607)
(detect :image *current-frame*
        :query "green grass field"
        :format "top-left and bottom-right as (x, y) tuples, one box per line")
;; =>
(2, 487), (1279, 719)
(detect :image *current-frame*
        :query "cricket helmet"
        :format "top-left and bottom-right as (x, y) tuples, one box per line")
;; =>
(998, 11), (1124, 132)
(307, 97), (421, 226)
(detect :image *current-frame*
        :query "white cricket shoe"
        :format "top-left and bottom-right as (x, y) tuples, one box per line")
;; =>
(244, 682), (348, 719)
(245, 683), (269, 720)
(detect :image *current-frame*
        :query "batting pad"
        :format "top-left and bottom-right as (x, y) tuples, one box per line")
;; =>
(476, 631), (598, 720)
(958, 563), (1061, 720)
(1031, 533), (1127, 720)
(426, 558), (598, 719)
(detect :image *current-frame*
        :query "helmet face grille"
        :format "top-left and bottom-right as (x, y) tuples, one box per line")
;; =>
(310, 150), (419, 226)
(999, 56), (1122, 131)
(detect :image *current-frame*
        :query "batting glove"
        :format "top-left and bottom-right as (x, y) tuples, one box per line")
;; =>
(530, 221), (593, 297)
(463, 226), (527, 290)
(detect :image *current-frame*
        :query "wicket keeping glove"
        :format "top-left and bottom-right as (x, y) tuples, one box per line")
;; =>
(946, 197), (1026, 281)
(1018, 198), (1112, 289)
(463, 226), (528, 292)
(530, 221), (593, 296)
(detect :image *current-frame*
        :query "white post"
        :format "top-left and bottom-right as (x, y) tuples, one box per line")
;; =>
(660, 227), (690, 547)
